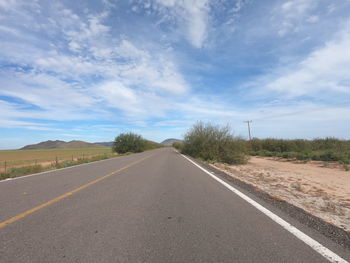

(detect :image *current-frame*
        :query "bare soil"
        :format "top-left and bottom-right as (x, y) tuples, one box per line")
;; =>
(212, 156), (350, 232)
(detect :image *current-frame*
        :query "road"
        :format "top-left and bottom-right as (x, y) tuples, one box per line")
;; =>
(0, 148), (349, 262)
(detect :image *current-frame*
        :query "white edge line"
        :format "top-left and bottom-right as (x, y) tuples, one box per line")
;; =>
(180, 153), (348, 263)
(0, 155), (122, 183)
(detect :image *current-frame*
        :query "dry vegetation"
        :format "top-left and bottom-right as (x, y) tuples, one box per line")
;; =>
(175, 122), (247, 164)
(249, 137), (350, 165)
(112, 133), (163, 153)
(0, 147), (113, 173)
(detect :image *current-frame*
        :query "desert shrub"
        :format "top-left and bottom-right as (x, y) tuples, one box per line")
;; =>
(282, 152), (290, 158)
(248, 138), (350, 153)
(181, 122), (247, 164)
(275, 152), (283, 157)
(342, 159), (350, 164)
(112, 133), (162, 153)
(250, 138), (263, 151)
(247, 137), (350, 164)
(253, 150), (276, 157)
(112, 133), (146, 153)
(296, 152), (309, 161)
(172, 142), (184, 151)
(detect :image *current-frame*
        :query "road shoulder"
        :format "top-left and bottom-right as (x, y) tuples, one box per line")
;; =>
(180, 154), (350, 255)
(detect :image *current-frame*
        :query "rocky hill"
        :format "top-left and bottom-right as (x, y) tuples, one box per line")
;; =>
(21, 140), (106, 150)
(161, 138), (182, 146)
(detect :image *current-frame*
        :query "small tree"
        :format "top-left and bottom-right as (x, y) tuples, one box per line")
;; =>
(112, 133), (146, 153)
(182, 122), (247, 164)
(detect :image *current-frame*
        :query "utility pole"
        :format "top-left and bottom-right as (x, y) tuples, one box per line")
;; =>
(244, 120), (252, 141)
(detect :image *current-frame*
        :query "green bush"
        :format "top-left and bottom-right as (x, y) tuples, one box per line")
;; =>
(296, 152), (308, 161)
(247, 138), (350, 164)
(112, 133), (162, 154)
(112, 133), (146, 153)
(181, 122), (247, 164)
(282, 152), (290, 158)
(172, 142), (184, 151)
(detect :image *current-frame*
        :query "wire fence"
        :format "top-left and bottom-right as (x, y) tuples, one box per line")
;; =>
(1, 153), (113, 174)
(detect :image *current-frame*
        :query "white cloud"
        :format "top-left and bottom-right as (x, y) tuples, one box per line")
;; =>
(57, 8), (111, 55)
(1, 0), (349, 144)
(0, 3), (189, 125)
(44, 9), (189, 95)
(306, 15), (319, 23)
(281, 0), (314, 14)
(222, 0), (246, 26)
(0, 119), (57, 130)
(266, 21), (350, 97)
(35, 53), (97, 76)
(184, 0), (210, 48)
(274, 0), (318, 36)
(97, 81), (139, 109)
(0, 24), (20, 35)
(94, 80), (172, 119)
(153, 0), (210, 48)
(0, 71), (93, 109)
(0, 0), (18, 10)
(120, 52), (188, 94)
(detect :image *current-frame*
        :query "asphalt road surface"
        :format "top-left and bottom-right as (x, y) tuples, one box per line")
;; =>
(1, 148), (349, 262)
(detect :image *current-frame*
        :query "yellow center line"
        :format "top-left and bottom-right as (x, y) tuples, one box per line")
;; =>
(0, 154), (153, 229)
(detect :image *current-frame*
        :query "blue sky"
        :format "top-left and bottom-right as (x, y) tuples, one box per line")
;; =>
(1, 0), (350, 149)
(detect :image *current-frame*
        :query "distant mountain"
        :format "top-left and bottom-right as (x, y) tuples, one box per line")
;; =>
(161, 138), (182, 146)
(21, 140), (106, 150)
(95, 141), (113, 147)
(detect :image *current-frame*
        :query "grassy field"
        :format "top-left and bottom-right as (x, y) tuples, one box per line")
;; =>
(0, 147), (113, 171)
(0, 139), (164, 180)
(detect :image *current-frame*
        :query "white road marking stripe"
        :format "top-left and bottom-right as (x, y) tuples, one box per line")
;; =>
(180, 153), (348, 263)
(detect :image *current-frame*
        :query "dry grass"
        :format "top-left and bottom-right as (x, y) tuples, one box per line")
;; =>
(0, 151), (119, 181)
(0, 147), (112, 172)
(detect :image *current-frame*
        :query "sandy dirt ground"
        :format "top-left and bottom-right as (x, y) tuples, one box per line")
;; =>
(212, 157), (350, 232)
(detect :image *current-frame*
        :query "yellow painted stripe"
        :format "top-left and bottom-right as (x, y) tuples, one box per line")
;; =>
(0, 155), (152, 229)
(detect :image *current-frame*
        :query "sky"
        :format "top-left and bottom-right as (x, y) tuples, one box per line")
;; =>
(1, 0), (350, 149)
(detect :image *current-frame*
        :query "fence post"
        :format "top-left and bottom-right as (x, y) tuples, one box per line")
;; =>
(4, 161), (6, 173)
(55, 156), (58, 165)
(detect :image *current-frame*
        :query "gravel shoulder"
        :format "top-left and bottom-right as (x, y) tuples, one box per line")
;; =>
(212, 157), (350, 232)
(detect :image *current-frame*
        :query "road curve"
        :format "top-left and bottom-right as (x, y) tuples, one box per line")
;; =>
(0, 148), (349, 262)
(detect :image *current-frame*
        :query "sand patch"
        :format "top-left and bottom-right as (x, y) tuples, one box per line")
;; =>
(212, 156), (350, 231)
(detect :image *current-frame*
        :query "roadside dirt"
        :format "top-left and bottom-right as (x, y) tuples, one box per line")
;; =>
(212, 156), (350, 232)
